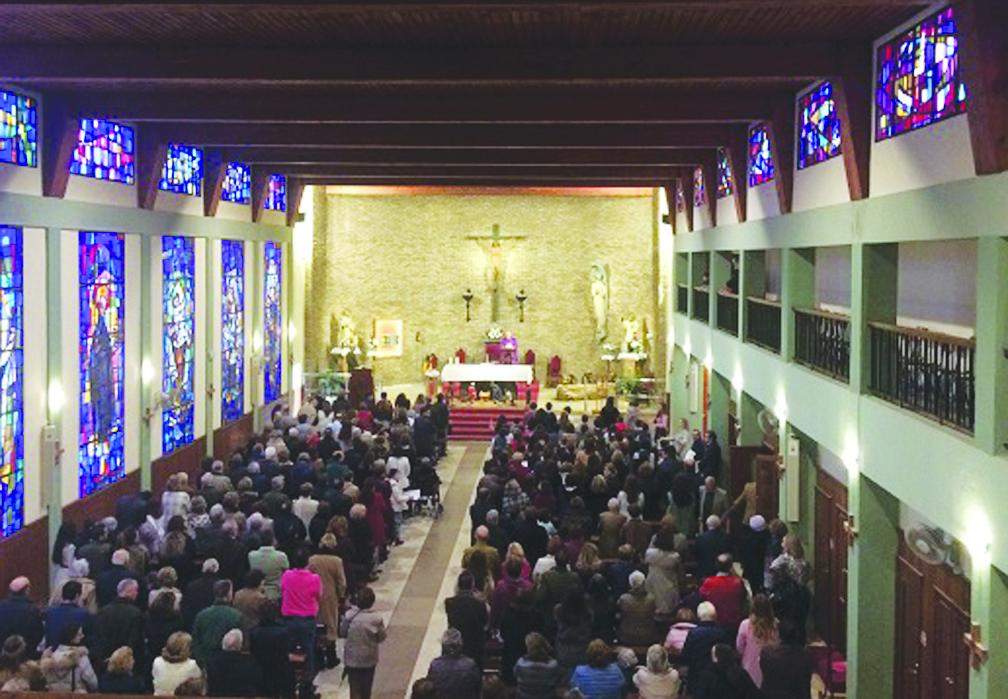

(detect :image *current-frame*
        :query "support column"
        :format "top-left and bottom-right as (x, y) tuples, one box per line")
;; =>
(204, 238), (216, 458)
(739, 392), (763, 446)
(44, 227), (64, 563)
(708, 371), (730, 462)
(846, 475), (899, 699)
(249, 242), (263, 433)
(849, 243), (897, 392)
(138, 235), (153, 491)
(781, 248), (815, 362)
(973, 237), (1008, 454)
(968, 563), (1008, 699)
(710, 251), (730, 330)
(686, 253), (696, 318)
(740, 251), (766, 343)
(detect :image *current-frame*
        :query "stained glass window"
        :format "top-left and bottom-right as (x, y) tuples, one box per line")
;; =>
(79, 231), (125, 497)
(674, 180), (685, 213)
(159, 144), (202, 196)
(263, 242), (282, 403)
(161, 236), (195, 454)
(221, 162), (251, 205)
(692, 167), (706, 208)
(798, 82), (843, 169)
(265, 175), (287, 212)
(717, 148), (733, 198)
(0, 227), (23, 537)
(0, 90), (37, 168)
(876, 7), (967, 141)
(70, 119), (135, 184)
(748, 124), (775, 187)
(221, 240), (245, 423)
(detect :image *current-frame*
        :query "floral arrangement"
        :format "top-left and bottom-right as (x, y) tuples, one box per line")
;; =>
(485, 325), (504, 341)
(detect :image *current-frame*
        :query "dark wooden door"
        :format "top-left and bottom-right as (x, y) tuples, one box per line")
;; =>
(813, 471), (849, 653)
(895, 552), (925, 699)
(931, 592), (970, 699)
(754, 453), (779, 520)
(727, 445), (770, 501)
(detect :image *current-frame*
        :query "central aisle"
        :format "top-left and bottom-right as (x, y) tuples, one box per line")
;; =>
(317, 442), (486, 699)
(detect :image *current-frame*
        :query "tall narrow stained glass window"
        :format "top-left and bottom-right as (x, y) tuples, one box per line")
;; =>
(674, 181), (686, 213)
(221, 162), (251, 205)
(692, 167), (706, 208)
(876, 7), (967, 141)
(263, 242), (282, 403)
(161, 236), (195, 454)
(748, 124), (775, 187)
(70, 119), (135, 184)
(716, 148), (733, 198)
(221, 240), (245, 423)
(79, 231), (125, 497)
(0, 227), (23, 537)
(265, 175), (287, 212)
(0, 90), (37, 168)
(159, 144), (203, 196)
(798, 82), (843, 169)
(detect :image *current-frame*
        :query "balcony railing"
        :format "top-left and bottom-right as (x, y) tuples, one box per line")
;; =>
(794, 307), (850, 382)
(676, 284), (689, 315)
(868, 321), (975, 433)
(692, 287), (710, 323)
(745, 296), (781, 353)
(716, 292), (739, 336)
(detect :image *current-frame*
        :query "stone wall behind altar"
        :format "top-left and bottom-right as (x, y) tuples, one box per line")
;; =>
(306, 188), (660, 387)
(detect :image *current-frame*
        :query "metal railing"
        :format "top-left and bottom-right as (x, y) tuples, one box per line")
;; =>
(745, 296), (781, 353)
(716, 293), (739, 336)
(794, 307), (850, 381)
(692, 287), (709, 323)
(676, 284), (689, 315)
(868, 322), (975, 432)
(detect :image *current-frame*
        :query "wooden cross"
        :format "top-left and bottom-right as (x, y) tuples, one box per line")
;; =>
(963, 622), (989, 670)
(465, 223), (527, 322)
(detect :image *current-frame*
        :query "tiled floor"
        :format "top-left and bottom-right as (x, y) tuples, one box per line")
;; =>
(316, 442), (486, 699)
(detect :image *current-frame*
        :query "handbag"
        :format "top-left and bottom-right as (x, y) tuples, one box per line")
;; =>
(338, 608), (361, 639)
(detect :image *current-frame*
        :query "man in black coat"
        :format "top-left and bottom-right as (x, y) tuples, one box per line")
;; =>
(694, 515), (731, 580)
(93, 578), (145, 668)
(181, 559), (220, 630)
(413, 408), (437, 459)
(699, 431), (723, 481)
(444, 572), (488, 668)
(207, 628), (264, 697)
(0, 577), (44, 657)
(96, 548), (144, 608)
(512, 507), (548, 569)
(681, 601), (730, 695)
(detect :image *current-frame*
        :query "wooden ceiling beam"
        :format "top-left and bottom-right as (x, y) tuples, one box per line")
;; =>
(957, 0), (1008, 175)
(220, 147), (716, 165)
(295, 175), (682, 186)
(768, 100), (795, 215)
(831, 48), (873, 200)
(267, 165), (703, 178)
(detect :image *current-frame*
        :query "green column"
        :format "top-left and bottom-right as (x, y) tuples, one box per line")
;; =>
(741, 251), (766, 343)
(973, 237), (1008, 455)
(139, 235), (152, 491)
(45, 227), (63, 556)
(710, 252), (730, 331)
(968, 563), (1008, 699)
(781, 248), (815, 363)
(686, 253), (697, 317)
(846, 474), (899, 699)
(849, 243), (897, 392)
(708, 371), (730, 459)
(204, 238), (216, 457)
(739, 392), (763, 446)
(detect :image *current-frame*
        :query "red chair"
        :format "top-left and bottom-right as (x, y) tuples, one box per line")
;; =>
(547, 355), (562, 387)
(523, 349), (536, 377)
(455, 347), (467, 364)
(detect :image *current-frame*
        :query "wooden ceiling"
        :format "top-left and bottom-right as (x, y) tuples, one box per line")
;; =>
(0, 1), (937, 195)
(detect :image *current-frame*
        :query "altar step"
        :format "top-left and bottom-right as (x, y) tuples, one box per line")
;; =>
(447, 405), (526, 442)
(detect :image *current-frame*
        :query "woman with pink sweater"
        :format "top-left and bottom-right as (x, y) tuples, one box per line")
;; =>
(735, 593), (779, 687)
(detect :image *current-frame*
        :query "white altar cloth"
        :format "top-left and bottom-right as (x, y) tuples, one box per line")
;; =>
(440, 363), (534, 384)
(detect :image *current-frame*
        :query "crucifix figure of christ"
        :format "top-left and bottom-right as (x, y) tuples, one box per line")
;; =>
(465, 223), (526, 322)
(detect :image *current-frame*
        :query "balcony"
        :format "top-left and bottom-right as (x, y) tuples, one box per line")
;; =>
(868, 321), (975, 433)
(676, 284), (689, 315)
(716, 292), (739, 336)
(745, 297), (781, 353)
(794, 307), (850, 382)
(692, 286), (710, 323)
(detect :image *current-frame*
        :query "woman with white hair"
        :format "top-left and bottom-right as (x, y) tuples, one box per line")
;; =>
(632, 644), (680, 698)
(617, 571), (657, 646)
(596, 498), (626, 559)
(206, 629), (263, 697)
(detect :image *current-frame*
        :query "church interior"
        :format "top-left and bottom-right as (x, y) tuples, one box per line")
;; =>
(0, 2), (1003, 698)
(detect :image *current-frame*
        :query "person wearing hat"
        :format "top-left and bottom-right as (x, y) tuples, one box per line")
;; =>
(737, 515), (771, 594)
(0, 578), (43, 658)
(425, 627), (481, 697)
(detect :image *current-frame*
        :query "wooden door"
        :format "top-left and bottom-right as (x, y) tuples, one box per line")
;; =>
(931, 592), (970, 699)
(813, 471), (849, 652)
(727, 445), (770, 501)
(754, 453), (779, 520)
(895, 553), (925, 699)
(832, 500), (849, 649)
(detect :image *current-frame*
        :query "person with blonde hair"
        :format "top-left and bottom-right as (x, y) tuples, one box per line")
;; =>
(152, 631), (203, 696)
(770, 534), (810, 586)
(736, 593), (778, 687)
(632, 644), (680, 699)
(502, 542), (532, 581)
(98, 646), (145, 693)
(148, 567), (183, 610)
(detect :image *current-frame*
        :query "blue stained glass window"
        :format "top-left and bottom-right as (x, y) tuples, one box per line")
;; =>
(798, 82), (843, 169)
(0, 227), (23, 538)
(876, 6), (968, 141)
(692, 167), (706, 208)
(717, 148), (733, 198)
(263, 242), (282, 403)
(748, 124), (775, 187)
(161, 236), (195, 454)
(221, 240), (245, 423)
(221, 162), (252, 205)
(0, 90), (37, 168)
(265, 175), (287, 212)
(79, 231), (125, 497)
(675, 180), (685, 212)
(70, 119), (135, 184)
(159, 144), (203, 196)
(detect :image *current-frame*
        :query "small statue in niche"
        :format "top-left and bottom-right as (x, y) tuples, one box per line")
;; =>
(589, 262), (609, 343)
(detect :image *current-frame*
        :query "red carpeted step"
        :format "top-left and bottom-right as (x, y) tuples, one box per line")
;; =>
(446, 405), (525, 441)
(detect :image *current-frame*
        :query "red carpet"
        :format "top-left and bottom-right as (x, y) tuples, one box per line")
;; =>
(447, 405), (525, 441)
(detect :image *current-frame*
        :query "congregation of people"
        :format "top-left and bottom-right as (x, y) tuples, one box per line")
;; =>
(0, 390), (449, 697)
(412, 398), (822, 699)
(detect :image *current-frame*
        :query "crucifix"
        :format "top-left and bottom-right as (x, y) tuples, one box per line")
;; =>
(465, 223), (526, 322)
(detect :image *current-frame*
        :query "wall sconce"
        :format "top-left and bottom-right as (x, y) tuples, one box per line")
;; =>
(963, 622), (989, 669)
(462, 288), (474, 322)
(842, 514), (859, 547)
(206, 382), (216, 399)
(515, 288), (528, 322)
(143, 387), (182, 425)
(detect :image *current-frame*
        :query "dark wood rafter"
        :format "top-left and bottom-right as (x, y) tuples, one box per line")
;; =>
(286, 177), (305, 227)
(831, 47), (873, 200)
(769, 99), (796, 214)
(662, 184), (677, 235)
(202, 150), (227, 218)
(703, 150), (721, 229)
(40, 98), (78, 199)
(296, 176), (690, 186)
(726, 125), (749, 222)
(250, 167), (270, 223)
(136, 131), (168, 211)
(956, 0), (1008, 175)
(264, 165), (706, 179)
(681, 173), (695, 233)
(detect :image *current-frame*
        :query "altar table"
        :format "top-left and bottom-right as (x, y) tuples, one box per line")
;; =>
(440, 362), (534, 384)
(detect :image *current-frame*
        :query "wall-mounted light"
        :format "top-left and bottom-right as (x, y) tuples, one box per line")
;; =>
(965, 505), (993, 564)
(47, 379), (64, 417)
(731, 366), (743, 395)
(141, 358), (155, 386)
(963, 622), (989, 670)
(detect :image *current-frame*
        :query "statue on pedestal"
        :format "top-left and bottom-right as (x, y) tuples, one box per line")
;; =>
(590, 262), (609, 343)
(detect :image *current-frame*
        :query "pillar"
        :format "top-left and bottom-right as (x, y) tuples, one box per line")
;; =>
(740, 250), (766, 342)
(203, 237), (216, 457)
(249, 242), (263, 432)
(846, 475), (900, 699)
(973, 237), (1008, 455)
(739, 392), (764, 446)
(708, 371), (730, 461)
(968, 563), (1008, 699)
(849, 243), (897, 392)
(781, 248), (815, 362)
(710, 251), (731, 331)
(138, 235), (153, 490)
(44, 227), (63, 559)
